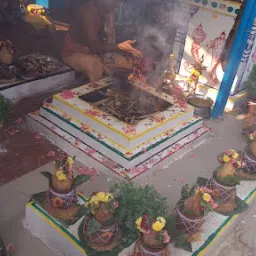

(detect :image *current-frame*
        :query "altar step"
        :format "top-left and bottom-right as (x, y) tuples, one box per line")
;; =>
(26, 110), (210, 180)
(0, 67), (76, 102)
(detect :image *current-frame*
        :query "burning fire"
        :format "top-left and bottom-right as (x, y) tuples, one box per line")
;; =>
(128, 66), (147, 83)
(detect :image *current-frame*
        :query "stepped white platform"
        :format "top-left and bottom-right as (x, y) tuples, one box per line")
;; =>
(27, 77), (210, 179)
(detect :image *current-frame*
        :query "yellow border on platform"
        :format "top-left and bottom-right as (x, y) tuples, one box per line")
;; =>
(27, 201), (87, 256)
(197, 191), (256, 256)
(47, 104), (200, 153)
(54, 94), (193, 141)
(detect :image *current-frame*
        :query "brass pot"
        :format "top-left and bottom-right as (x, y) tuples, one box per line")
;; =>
(142, 231), (165, 249)
(51, 175), (74, 193)
(187, 94), (213, 119)
(93, 206), (114, 225)
(175, 207), (203, 235)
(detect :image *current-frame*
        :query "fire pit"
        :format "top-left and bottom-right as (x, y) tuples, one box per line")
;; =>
(31, 76), (207, 171)
(79, 79), (171, 125)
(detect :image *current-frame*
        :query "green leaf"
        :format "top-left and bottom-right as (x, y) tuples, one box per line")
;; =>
(218, 175), (240, 186)
(196, 177), (208, 186)
(172, 230), (192, 252)
(216, 197), (249, 216)
(74, 175), (91, 187)
(40, 171), (52, 181)
(86, 217), (102, 235)
(111, 181), (169, 234)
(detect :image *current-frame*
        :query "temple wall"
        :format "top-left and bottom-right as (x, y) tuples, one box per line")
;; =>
(174, 0), (256, 96)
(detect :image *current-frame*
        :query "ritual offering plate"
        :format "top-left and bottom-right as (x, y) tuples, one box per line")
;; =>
(16, 54), (62, 78)
(187, 94), (213, 119)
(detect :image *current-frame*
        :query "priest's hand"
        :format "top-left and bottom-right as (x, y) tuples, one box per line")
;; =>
(118, 40), (143, 58)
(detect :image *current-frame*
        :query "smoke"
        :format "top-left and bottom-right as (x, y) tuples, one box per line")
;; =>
(131, 0), (185, 87)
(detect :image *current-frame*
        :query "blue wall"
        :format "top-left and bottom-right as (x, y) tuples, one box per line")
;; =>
(36, 0), (49, 8)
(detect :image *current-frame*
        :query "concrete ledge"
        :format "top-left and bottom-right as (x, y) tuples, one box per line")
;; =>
(23, 194), (87, 256)
(0, 68), (76, 102)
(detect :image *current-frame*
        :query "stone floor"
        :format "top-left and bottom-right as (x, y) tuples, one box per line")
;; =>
(0, 79), (84, 185)
(213, 202), (256, 256)
(1, 112), (255, 255)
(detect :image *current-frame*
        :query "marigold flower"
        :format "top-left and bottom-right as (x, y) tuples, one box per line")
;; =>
(152, 220), (165, 232)
(222, 154), (230, 163)
(232, 152), (239, 159)
(136, 217), (142, 231)
(56, 169), (67, 181)
(156, 217), (166, 225)
(67, 157), (74, 166)
(203, 193), (212, 202)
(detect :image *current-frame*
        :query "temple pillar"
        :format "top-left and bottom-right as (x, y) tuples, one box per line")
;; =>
(231, 24), (256, 95)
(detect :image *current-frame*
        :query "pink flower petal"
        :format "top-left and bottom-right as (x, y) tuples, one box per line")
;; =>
(47, 150), (56, 157)
(60, 90), (75, 100)
(35, 134), (42, 141)
(15, 118), (23, 125)
(8, 128), (19, 136)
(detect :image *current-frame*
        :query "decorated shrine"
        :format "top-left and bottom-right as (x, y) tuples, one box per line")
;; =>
(173, 0), (256, 111)
(1, 0), (256, 256)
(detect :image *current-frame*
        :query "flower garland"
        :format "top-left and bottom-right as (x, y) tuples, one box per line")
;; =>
(218, 149), (244, 168)
(135, 215), (171, 244)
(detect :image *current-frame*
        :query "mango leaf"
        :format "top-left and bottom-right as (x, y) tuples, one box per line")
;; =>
(196, 177), (207, 186)
(172, 230), (192, 252)
(217, 196), (249, 216)
(87, 217), (102, 235)
(74, 175), (91, 188)
(41, 171), (52, 182)
(219, 175), (240, 186)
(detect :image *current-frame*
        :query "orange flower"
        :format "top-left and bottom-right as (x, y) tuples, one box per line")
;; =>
(53, 197), (63, 208)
